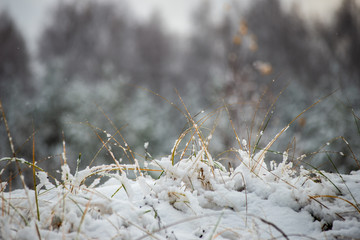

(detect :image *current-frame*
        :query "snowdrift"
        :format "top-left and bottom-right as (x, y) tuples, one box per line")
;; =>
(1, 147), (359, 240)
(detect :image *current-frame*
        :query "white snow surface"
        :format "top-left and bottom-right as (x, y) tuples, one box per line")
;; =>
(1, 151), (360, 240)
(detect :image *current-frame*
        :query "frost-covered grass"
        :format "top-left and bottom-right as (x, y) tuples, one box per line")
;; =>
(0, 96), (360, 240)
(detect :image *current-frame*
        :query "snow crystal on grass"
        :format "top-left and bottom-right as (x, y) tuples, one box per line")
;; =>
(36, 171), (54, 190)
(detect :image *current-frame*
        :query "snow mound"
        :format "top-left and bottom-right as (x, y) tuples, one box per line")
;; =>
(1, 151), (359, 239)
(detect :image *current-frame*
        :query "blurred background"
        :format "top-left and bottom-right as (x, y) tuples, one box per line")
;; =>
(0, 0), (359, 188)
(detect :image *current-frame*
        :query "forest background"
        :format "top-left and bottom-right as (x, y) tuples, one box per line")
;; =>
(0, 0), (359, 188)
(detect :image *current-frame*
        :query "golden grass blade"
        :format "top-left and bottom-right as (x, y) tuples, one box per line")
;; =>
(310, 195), (360, 214)
(32, 124), (40, 221)
(223, 101), (243, 151)
(0, 101), (15, 157)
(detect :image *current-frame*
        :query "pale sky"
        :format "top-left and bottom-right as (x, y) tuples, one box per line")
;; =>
(0, 0), (341, 53)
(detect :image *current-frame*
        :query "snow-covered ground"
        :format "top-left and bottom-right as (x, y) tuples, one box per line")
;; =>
(1, 146), (360, 240)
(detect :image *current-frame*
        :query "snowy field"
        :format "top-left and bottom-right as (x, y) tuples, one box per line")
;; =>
(1, 145), (359, 240)
(0, 1), (360, 238)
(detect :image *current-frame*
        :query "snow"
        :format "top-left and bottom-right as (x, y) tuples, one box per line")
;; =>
(1, 149), (360, 240)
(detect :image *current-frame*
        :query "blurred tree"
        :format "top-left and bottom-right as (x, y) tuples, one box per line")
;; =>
(132, 12), (173, 93)
(218, 14), (260, 102)
(186, 1), (217, 86)
(38, 1), (133, 82)
(183, 0), (224, 109)
(319, 0), (360, 88)
(0, 11), (32, 102)
(0, 11), (34, 188)
(244, 0), (326, 89)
